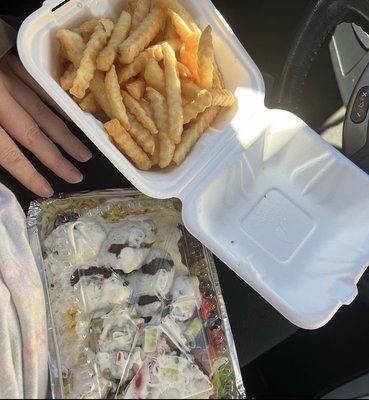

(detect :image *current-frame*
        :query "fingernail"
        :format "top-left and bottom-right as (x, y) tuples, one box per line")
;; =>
(69, 170), (83, 184)
(42, 183), (54, 198)
(78, 147), (92, 162)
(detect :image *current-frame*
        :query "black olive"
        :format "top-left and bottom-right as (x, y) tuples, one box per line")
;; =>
(54, 212), (79, 229)
(138, 295), (160, 306)
(108, 244), (127, 257)
(70, 267), (113, 286)
(207, 317), (222, 331)
(141, 258), (174, 275)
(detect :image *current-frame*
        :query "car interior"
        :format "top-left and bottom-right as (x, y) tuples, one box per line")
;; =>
(2, 0), (369, 398)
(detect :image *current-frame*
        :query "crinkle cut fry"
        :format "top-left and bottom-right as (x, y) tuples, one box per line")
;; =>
(183, 89), (212, 124)
(118, 8), (166, 64)
(104, 119), (152, 170)
(131, 0), (151, 32)
(146, 87), (175, 168)
(105, 65), (130, 129)
(97, 11), (132, 72)
(163, 42), (183, 144)
(156, 0), (200, 33)
(173, 106), (219, 165)
(70, 20), (114, 99)
(121, 90), (158, 135)
(198, 26), (214, 91)
(117, 39), (181, 83)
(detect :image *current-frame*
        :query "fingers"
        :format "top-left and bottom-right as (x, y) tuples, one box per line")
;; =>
(0, 84), (84, 185)
(8, 72), (92, 162)
(0, 126), (54, 197)
(2, 53), (71, 121)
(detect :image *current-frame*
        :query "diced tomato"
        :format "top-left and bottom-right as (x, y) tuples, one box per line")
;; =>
(209, 328), (225, 347)
(200, 298), (216, 320)
(134, 372), (143, 389)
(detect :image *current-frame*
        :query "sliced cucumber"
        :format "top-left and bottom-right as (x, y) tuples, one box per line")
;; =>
(185, 318), (202, 342)
(90, 317), (103, 332)
(143, 327), (158, 353)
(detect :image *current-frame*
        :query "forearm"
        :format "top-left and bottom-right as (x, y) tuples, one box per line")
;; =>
(0, 18), (17, 59)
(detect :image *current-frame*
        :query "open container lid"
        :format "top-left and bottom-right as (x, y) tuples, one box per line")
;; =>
(18, 0), (369, 329)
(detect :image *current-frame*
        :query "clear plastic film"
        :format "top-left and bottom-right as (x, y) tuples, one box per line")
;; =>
(27, 189), (246, 399)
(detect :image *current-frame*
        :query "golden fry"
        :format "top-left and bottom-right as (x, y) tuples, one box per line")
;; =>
(70, 20), (114, 99)
(180, 32), (200, 82)
(182, 96), (190, 106)
(118, 8), (166, 64)
(56, 29), (85, 68)
(60, 64), (77, 91)
(121, 90), (158, 134)
(198, 26), (214, 91)
(156, 0), (199, 33)
(128, 0), (138, 14)
(105, 65), (130, 129)
(90, 71), (114, 119)
(162, 42), (183, 144)
(58, 2), (234, 170)
(139, 99), (154, 120)
(177, 62), (192, 79)
(127, 112), (155, 155)
(104, 119), (152, 170)
(118, 46), (160, 83)
(173, 106), (219, 165)
(97, 11), (132, 72)
(131, 0), (151, 32)
(213, 61), (224, 89)
(79, 92), (98, 114)
(117, 39), (181, 83)
(160, 38), (182, 52)
(211, 88), (236, 107)
(146, 87), (175, 168)
(168, 9), (192, 42)
(73, 19), (100, 42)
(181, 79), (201, 100)
(126, 79), (146, 100)
(164, 18), (178, 40)
(144, 58), (165, 94)
(150, 141), (159, 166)
(183, 89), (212, 124)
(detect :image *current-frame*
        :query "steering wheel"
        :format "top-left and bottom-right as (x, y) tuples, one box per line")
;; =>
(275, 0), (369, 171)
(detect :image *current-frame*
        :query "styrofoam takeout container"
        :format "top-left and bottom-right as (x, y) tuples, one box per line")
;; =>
(18, 0), (369, 329)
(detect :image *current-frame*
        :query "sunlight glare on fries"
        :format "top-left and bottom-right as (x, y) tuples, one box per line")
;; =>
(180, 32), (200, 83)
(198, 26), (214, 91)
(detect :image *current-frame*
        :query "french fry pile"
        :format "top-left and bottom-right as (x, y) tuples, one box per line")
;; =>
(57, 0), (236, 170)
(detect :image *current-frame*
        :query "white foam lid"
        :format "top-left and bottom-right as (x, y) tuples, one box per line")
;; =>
(18, 0), (369, 329)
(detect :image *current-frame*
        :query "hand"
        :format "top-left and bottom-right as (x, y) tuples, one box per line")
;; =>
(0, 53), (92, 197)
